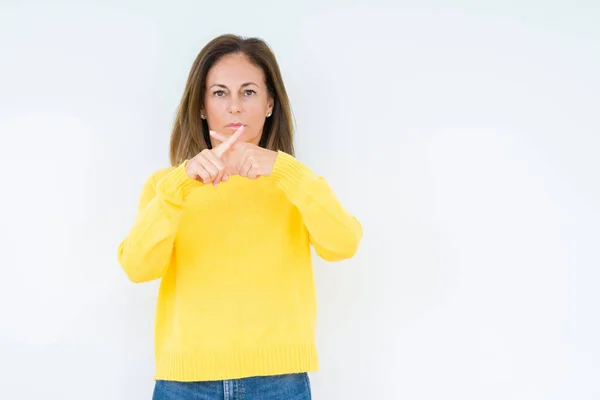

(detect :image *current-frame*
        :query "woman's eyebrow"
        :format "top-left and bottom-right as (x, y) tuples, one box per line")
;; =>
(209, 82), (259, 89)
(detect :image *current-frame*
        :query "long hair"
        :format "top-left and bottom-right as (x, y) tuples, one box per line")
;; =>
(169, 34), (295, 166)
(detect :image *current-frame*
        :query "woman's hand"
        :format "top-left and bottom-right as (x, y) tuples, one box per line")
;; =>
(185, 126), (244, 186)
(209, 130), (278, 180)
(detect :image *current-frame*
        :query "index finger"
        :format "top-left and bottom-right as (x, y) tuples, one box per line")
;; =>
(213, 125), (244, 157)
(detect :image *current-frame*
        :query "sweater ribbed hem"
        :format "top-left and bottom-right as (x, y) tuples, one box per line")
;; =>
(155, 160), (202, 204)
(154, 342), (319, 382)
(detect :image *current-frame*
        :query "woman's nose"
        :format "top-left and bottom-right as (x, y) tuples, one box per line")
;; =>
(228, 95), (242, 114)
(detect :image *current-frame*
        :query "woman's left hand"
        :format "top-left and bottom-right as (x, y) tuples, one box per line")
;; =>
(210, 130), (278, 179)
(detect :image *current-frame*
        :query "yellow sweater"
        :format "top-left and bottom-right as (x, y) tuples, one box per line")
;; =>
(118, 150), (362, 382)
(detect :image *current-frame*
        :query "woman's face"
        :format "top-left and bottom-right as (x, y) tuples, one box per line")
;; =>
(203, 52), (274, 146)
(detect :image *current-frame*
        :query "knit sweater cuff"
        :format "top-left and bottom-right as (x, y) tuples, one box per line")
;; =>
(155, 160), (203, 203)
(269, 151), (315, 192)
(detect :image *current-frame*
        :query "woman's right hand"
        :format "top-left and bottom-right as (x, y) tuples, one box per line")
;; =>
(185, 125), (244, 186)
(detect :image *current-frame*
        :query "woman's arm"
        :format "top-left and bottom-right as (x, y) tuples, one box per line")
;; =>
(117, 162), (202, 283)
(269, 151), (362, 261)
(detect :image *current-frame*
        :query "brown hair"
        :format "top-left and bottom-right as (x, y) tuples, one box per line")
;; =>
(169, 34), (295, 166)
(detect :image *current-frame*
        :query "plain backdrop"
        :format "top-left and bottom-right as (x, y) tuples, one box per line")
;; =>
(0, 1), (598, 399)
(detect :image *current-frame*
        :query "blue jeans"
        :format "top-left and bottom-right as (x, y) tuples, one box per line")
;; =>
(152, 372), (312, 400)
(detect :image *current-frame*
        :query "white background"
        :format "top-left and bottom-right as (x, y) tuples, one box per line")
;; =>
(0, 1), (598, 399)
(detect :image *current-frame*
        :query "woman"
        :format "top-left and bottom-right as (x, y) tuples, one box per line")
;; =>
(118, 34), (362, 400)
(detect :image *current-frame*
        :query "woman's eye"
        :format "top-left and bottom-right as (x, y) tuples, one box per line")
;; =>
(213, 90), (225, 97)
(244, 90), (256, 96)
